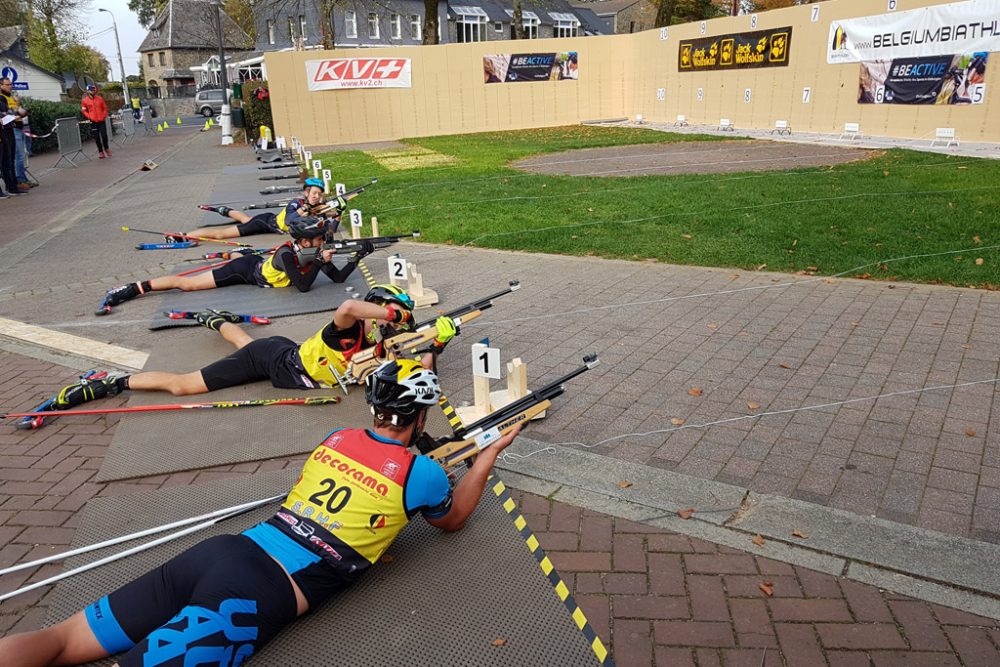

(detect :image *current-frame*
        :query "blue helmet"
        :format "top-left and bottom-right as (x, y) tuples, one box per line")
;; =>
(303, 177), (324, 190)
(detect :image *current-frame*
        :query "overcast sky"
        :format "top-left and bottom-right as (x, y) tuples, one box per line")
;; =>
(82, 0), (151, 78)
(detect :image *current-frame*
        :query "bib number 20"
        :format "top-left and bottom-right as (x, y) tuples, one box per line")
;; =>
(308, 479), (352, 513)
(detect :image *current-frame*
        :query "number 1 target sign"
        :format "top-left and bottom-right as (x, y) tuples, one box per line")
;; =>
(471, 342), (501, 380)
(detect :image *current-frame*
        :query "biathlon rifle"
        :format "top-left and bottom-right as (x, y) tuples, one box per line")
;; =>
(258, 162), (299, 170)
(308, 178), (378, 217)
(421, 354), (600, 470)
(346, 280), (521, 384)
(322, 231), (420, 254)
(245, 199), (291, 211)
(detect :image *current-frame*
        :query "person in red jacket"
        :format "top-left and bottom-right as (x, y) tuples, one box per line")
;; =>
(80, 84), (110, 159)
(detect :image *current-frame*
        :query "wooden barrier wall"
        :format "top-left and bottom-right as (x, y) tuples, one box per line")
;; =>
(266, 0), (998, 146)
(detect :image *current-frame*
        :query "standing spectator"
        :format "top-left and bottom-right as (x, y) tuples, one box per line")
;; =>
(0, 80), (23, 196)
(0, 80), (30, 190)
(81, 84), (111, 159)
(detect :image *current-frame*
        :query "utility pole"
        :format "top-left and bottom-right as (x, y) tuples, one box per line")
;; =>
(211, 0), (233, 145)
(97, 8), (131, 106)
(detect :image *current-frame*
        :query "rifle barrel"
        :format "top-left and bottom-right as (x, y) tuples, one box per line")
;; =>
(414, 280), (520, 330)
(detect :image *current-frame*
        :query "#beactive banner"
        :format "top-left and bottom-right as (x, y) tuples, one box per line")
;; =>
(483, 52), (579, 83)
(677, 27), (792, 72)
(828, 0), (1000, 64)
(305, 58), (412, 91)
(859, 52), (988, 105)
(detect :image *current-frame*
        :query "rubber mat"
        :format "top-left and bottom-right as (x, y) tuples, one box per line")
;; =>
(149, 262), (372, 330)
(97, 316), (453, 482)
(45, 470), (603, 666)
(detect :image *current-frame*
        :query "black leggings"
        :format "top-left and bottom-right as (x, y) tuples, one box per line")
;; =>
(93, 120), (109, 153)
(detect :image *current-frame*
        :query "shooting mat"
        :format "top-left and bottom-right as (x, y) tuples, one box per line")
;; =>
(149, 262), (372, 330)
(46, 470), (604, 666)
(98, 317), (452, 482)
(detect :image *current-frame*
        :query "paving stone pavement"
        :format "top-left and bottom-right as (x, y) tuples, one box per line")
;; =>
(1, 353), (998, 666)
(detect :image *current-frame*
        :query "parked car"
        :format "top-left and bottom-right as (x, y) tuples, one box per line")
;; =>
(195, 88), (225, 117)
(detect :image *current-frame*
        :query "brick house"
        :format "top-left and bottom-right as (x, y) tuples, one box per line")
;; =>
(138, 0), (252, 97)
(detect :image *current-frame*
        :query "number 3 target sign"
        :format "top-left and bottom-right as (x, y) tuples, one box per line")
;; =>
(471, 342), (501, 380)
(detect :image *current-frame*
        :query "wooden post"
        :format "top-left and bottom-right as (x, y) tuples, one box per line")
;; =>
(371, 216), (380, 237)
(473, 374), (492, 415)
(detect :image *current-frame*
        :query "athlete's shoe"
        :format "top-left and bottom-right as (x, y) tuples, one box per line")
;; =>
(163, 234), (186, 243)
(95, 283), (143, 316)
(195, 309), (242, 331)
(105, 149), (112, 157)
(53, 376), (121, 410)
(98, 152), (106, 159)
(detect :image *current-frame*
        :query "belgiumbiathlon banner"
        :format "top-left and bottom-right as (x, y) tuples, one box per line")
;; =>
(858, 52), (988, 104)
(678, 27), (792, 72)
(306, 58), (412, 90)
(483, 52), (579, 84)
(828, 0), (1000, 64)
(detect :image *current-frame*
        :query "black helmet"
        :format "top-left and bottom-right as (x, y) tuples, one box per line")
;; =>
(365, 359), (441, 417)
(364, 284), (414, 311)
(287, 216), (326, 240)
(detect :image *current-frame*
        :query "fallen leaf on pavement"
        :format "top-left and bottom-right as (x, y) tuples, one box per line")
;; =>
(671, 417), (686, 426)
(707, 323), (718, 330)
(677, 508), (695, 519)
(380, 554), (395, 563)
(491, 639), (507, 647)
(755, 263), (767, 271)
(617, 480), (633, 489)
(752, 534), (765, 547)
(791, 529), (808, 539)
(966, 428), (977, 437)
(747, 401), (760, 410)
(688, 388), (703, 396)
(759, 581), (774, 597)
(779, 363), (792, 369)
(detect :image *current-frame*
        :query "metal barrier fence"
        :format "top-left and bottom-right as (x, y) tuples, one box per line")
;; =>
(53, 117), (88, 168)
(121, 110), (136, 143)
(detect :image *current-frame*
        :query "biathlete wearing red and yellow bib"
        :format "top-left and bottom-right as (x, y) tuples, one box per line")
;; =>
(243, 428), (451, 608)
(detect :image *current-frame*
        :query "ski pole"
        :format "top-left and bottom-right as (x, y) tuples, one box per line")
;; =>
(0, 495), (284, 578)
(121, 226), (253, 248)
(3, 395), (341, 420)
(0, 500), (281, 602)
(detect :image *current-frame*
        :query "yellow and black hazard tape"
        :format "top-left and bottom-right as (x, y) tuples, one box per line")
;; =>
(490, 476), (613, 666)
(357, 259), (376, 288)
(437, 394), (464, 434)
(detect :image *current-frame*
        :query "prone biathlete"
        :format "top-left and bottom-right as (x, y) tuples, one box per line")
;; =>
(0, 359), (521, 667)
(97, 217), (371, 316)
(176, 177), (344, 241)
(61, 285), (457, 407)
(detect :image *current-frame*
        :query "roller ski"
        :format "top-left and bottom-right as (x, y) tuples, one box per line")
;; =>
(13, 370), (120, 430)
(95, 281), (151, 316)
(136, 241), (199, 250)
(167, 309), (271, 326)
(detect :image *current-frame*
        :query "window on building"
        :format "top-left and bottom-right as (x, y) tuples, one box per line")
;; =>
(345, 10), (358, 38)
(267, 19), (275, 44)
(549, 12), (579, 38)
(454, 6), (488, 43)
(158, 51), (165, 65)
(390, 13), (401, 39)
(409, 14), (422, 40)
(494, 21), (503, 32)
(148, 53), (154, 66)
(300, 15), (308, 41)
(506, 10), (539, 38)
(368, 13), (379, 38)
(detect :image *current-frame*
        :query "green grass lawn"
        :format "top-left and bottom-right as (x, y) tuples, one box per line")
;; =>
(318, 126), (1000, 288)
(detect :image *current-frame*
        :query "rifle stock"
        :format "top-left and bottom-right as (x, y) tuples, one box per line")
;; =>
(425, 354), (599, 469)
(344, 280), (520, 384)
